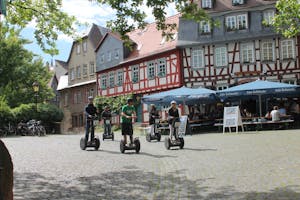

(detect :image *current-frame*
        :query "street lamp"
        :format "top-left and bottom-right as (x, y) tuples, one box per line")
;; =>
(32, 81), (39, 112)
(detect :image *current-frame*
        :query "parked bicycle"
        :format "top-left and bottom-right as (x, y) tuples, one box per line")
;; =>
(27, 119), (46, 136)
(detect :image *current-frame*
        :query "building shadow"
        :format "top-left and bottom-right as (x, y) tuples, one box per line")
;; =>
(14, 170), (300, 200)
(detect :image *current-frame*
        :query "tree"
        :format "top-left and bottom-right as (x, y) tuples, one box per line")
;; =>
(273, 0), (300, 38)
(5, 0), (76, 55)
(0, 23), (53, 108)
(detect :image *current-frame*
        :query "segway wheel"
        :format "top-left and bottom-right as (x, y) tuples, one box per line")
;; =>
(112, 132), (114, 141)
(94, 138), (100, 150)
(146, 133), (151, 142)
(156, 133), (161, 142)
(80, 137), (87, 150)
(179, 138), (184, 149)
(102, 133), (105, 141)
(134, 139), (140, 154)
(120, 140), (125, 153)
(164, 137), (171, 150)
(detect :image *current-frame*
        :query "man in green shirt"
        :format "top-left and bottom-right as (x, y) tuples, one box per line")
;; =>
(121, 98), (136, 145)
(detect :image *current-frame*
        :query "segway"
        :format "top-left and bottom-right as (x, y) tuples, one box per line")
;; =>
(146, 118), (161, 142)
(102, 119), (114, 141)
(120, 137), (141, 153)
(165, 118), (184, 150)
(80, 116), (100, 150)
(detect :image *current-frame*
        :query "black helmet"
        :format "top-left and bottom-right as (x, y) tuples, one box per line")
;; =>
(127, 98), (133, 103)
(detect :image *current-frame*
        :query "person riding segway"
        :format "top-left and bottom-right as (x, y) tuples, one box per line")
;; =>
(80, 96), (100, 150)
(165, 100), (184, 150)
(101, 105), (114, 141)
(119, 98), (140, 153)
(146, 104), (161, 142)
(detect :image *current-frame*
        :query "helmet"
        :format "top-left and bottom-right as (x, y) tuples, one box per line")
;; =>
(170, 100), (176, 104)
(88, 96), (94, 100)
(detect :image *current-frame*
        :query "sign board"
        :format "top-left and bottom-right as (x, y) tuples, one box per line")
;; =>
(223, 106), (244, 134)
(178, 115), (188, 137)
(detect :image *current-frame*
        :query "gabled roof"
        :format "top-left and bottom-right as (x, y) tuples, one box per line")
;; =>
(95, 31), (123, 52)
(66, 24), (110, 63)
(54, 59), (68, 81)
(125, 13), (180, 62)
(57, 75), (69, 91)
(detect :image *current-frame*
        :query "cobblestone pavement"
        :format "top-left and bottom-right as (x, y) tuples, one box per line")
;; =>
(2, 129), (300, 200)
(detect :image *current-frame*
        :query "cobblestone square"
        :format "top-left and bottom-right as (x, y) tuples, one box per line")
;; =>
(2, 129), (300, 199)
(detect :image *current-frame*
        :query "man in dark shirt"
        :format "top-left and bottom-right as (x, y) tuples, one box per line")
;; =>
(101, 105), (112, 135)
(85, 96), (97, 143)
(168, 100), (180, 140)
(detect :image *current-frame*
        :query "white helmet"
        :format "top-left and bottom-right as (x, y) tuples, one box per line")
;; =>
(170, 100), (177, 104)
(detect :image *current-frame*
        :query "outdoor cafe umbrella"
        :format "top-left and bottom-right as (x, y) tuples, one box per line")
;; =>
(141, 86), (217, 106)
(217, 80), (300, 117)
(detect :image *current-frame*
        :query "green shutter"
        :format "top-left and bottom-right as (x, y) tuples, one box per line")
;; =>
(0, 0), (6, 16)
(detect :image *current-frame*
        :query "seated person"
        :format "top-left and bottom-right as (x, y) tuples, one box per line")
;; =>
(270, 106), (281, 122)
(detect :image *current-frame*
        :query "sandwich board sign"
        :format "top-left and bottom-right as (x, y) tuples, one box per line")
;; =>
(223, 106), (244, 134)
(178, 115), (188, 137)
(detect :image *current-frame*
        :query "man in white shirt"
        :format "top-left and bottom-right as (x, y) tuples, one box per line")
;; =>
(270, 106), (281, 122)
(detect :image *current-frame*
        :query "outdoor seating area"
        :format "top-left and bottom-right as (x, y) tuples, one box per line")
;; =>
(141, 80), (300, 134)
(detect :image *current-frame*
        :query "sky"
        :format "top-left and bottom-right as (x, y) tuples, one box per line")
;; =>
(20, 0), (178, 64)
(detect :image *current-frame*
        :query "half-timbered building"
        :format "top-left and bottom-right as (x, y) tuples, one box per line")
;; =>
(178, 0), (300, 90)
(95, 14), (182, 122)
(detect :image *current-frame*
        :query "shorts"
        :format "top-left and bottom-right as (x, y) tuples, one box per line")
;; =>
(121, 123), (133, 136)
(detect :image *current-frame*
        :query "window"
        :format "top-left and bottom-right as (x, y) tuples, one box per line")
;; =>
(83, 41), (87, 52)
(117, 70), (123, 86)
(263, 10), (275, 25)
(215, 47), (227, 67)
(202, 0), (212, 8)
(283, 79), (296, 85)
(241, 43), (254, 63)
(226, 14), (248, 31)
(147, 61), (155, 79)
(261, 41), (274, 61)
(132, 65), (139, 83)
(157, 58), (166, 77)
(109, 72), (115, 87)
(101, 74), (107, 89)
(83, 64), (88, 77)
(86, 88), (94, 99)
(64, 92), (69, 106)
(217, 85), (228, 91)
(76, 44), (80, 54)
(281, 39), (295, 60)
(114, 49), (120, 59)
(89, 63), (95, 75)
(74, 91), (82, 104)
(191, 48), (205, 69)
(226, 16), (236, 31)
(100, 54), (105, 63)
(199, 21), (211, 34)
(76, 66), (81, 78)
(107, 51), (111, 62)
(237, 14), (247, 30)
(70, 68), (75, 80)
(232, 0), (244, 5)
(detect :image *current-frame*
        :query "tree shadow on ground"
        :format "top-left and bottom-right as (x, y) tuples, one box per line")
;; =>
(183, 147), (217, 152)
(14, 170), (300, 200)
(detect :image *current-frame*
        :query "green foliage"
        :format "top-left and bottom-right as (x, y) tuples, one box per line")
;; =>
(5, 0), (77, 55)
(0, 23), (54, 108)
(12, 103), (63, 123)
(92, 0), (209, 42)
(273, 0), (300, 38)
(0, 97), (14, 127)
(94, 94), (133, 116)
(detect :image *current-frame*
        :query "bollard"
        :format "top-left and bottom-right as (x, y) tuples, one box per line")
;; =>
(0, 139), (13, 200)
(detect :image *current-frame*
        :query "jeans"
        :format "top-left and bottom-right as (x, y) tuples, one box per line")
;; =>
(104, 123), (111, 135)
(85, 119), (94, 142)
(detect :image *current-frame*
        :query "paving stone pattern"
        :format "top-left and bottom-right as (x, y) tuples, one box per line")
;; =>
(2, 129), (300, 200)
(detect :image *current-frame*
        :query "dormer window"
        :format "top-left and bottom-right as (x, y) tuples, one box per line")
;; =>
(226, 14), (248, 31)
(263, 10), (275, 26)
(199, 21), (211, 34)
(232, 0), (245, 6)
(202, 0), (212, 9)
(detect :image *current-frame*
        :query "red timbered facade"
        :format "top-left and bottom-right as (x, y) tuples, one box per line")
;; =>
(178, 0), (300, 90)
(96, 14), (183, 122)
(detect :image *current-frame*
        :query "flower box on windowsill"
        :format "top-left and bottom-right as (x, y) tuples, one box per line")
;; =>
(158, 72), (166, 77)
(132, 78), (139, 83)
